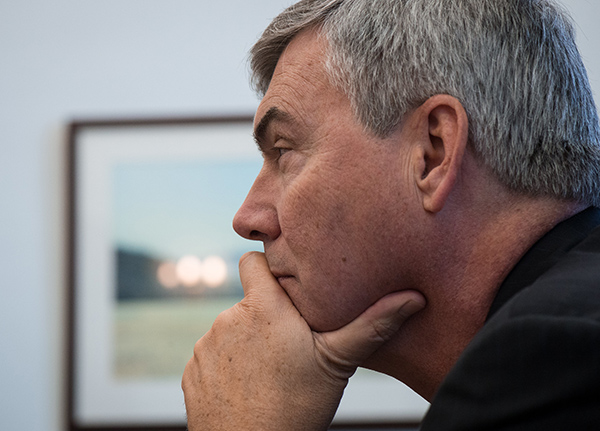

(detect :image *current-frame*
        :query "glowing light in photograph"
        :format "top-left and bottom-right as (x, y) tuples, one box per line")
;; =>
(156, 261), (178, 289)
(176, 255), (204, 287)
(158, 255), (229, 289)
(200, 255), (228, 288)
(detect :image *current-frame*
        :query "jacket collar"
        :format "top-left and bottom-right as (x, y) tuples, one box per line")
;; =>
(486, 206), (600, 320)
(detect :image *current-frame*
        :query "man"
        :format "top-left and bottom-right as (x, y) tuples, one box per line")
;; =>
(182, 0), (600, 429)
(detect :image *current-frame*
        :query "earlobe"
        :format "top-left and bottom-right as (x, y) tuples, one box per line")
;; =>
(414, 95), (469, 213)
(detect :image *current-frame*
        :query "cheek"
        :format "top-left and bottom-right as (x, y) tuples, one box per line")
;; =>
(278, 179), (382, 331)
(275, 157), (413, 331)
(279, 170), (346, 245)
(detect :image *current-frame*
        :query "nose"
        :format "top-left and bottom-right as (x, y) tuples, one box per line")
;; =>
(232, 168), (281, 243)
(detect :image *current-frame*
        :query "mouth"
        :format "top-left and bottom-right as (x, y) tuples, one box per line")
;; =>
(270, 270), (295, 288)
(270, 269), (293, 280)
(264, 253), (295, 286)
(276, 275), (294, 283)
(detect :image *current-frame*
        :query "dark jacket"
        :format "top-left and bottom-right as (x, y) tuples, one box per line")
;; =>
(421, 207), (600, 430)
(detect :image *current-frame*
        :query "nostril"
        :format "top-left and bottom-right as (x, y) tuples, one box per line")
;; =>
(249, 230), (263, 240)
(233, 203), (280, 242)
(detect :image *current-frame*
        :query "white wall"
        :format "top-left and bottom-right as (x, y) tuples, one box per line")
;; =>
(0, 1), (292, 430)
(0, 1), (598, 430)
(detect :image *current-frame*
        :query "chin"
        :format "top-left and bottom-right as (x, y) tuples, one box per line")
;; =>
(301, 301), (367, 332)
(280, 276), (371, 332)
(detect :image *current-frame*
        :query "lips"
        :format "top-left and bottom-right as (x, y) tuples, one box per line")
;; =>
(264, 252), (295, 285)
(276, 275), (294, 283)
(271, 272), (295, 289)
(271, 269), (293, 282)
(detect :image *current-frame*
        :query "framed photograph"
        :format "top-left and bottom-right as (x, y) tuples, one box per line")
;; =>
(67, 117), (429, 430)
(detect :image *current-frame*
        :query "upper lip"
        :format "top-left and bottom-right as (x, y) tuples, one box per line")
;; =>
(268, 266), (293, 279)
(265, 253), (293, 279)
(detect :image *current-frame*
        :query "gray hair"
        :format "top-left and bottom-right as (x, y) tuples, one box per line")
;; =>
(250, 0), (600, 205)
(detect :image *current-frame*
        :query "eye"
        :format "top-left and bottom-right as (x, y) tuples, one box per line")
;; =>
(270, 137), (298, 172)
(277, 147), (291, 157)
(272, 137), (292, 160)
(273, 145), (295, 172)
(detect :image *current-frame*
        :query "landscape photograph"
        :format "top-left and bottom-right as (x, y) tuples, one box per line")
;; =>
(111, 158), (262, 379)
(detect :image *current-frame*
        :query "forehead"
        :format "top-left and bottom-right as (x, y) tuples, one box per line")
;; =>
(254, 29), (346, 128)
(272, 29), (329, 81)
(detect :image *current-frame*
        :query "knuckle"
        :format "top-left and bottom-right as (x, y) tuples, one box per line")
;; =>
(211, 303), (249, 333)
(181, 360), (193, 390)
(182, 355), (201, 394)
(205, 300), (262, 340)
(211, 307), (234, 330)
(192, 335), (205, 355)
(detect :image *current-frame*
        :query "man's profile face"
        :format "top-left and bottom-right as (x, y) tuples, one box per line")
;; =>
(233, 29), (421, 332)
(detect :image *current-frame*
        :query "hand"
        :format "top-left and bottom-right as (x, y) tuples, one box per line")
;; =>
(182, 252), (425, 431)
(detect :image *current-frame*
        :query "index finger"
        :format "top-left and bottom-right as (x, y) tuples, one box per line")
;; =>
(238, 251), (288, 300)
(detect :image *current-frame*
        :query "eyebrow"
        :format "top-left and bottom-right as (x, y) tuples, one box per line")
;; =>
(253, 106), (294, 152)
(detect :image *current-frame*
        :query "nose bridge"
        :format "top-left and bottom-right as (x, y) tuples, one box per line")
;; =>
(232, 165), (280, 242)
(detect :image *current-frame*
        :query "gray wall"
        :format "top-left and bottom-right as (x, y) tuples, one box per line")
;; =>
(0, 1), (598, 430)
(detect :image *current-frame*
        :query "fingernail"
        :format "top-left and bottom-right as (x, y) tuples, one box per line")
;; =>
(399, 298), (426, 318)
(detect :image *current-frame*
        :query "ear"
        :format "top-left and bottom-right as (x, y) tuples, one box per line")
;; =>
(412, 95), (469, 213)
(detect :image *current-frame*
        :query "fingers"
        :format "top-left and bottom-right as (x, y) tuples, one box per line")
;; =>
(238, 251), (273, 294)
(238, 251), (293, 306)
(238, 252), (425, 379)
(316, 290), (426, 373)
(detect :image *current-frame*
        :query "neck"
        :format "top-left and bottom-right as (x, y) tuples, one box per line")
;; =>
(365, 192), (586, 400)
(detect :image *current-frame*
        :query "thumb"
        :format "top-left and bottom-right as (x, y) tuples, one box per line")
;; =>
(315, 290), (426, 376)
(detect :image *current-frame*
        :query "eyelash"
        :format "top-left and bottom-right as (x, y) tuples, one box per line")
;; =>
(277, 147), (291, 157)
(273, 138), (292, 161)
